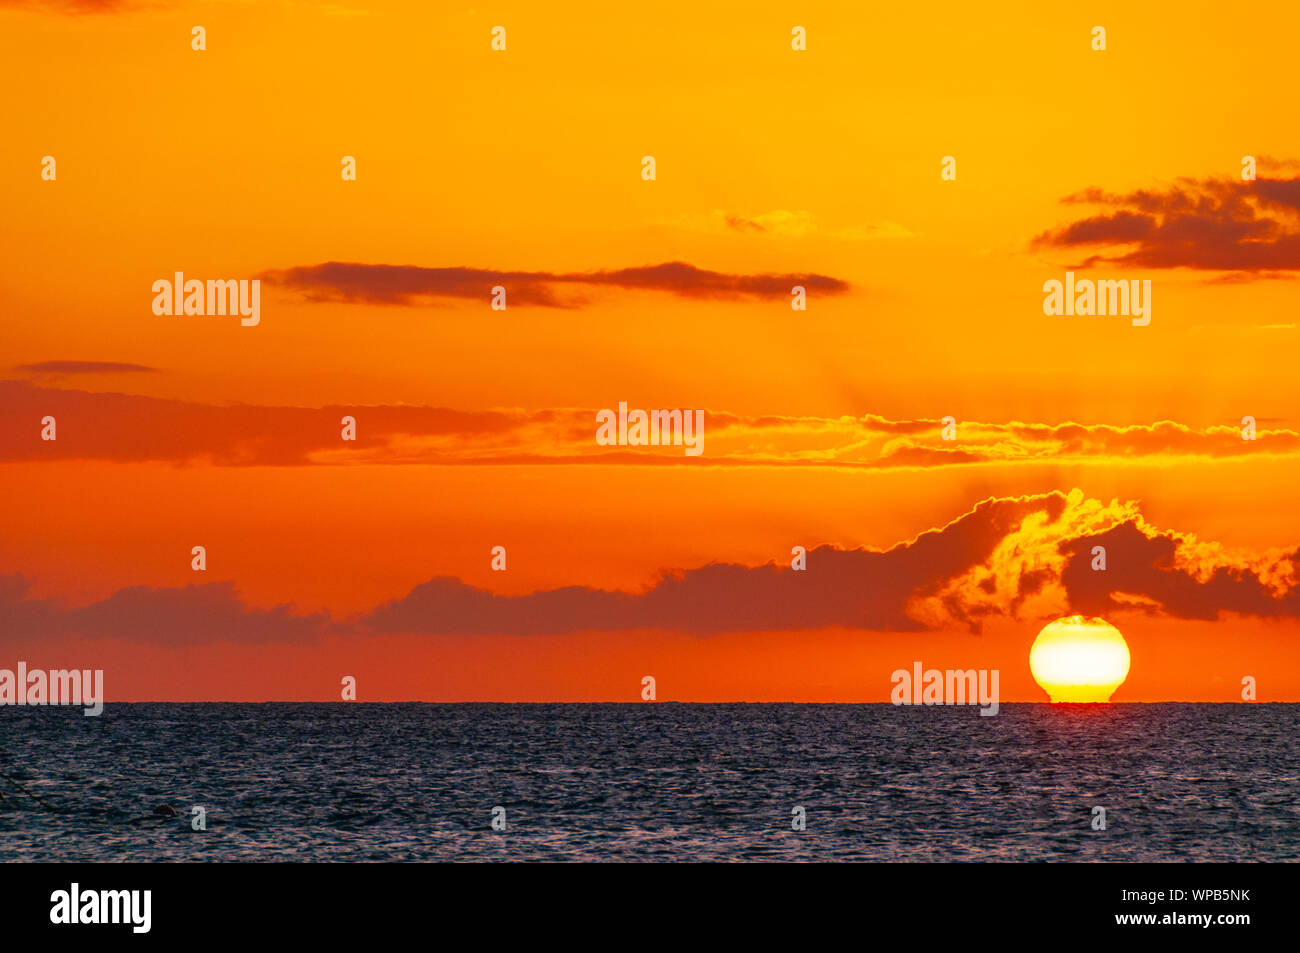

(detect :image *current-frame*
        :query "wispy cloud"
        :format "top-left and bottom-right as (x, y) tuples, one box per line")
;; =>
(258, 260), (850, 307)
(0, 0), (142, 13)
(14, 361), (158, 377)
(2, 382), (1294, 468)
(664, 209), (913, 241)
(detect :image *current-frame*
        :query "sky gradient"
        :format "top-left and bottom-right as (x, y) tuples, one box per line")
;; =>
(3, 1), (1299, 701)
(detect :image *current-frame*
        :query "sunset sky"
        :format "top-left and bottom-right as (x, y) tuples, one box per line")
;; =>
(2, 0), (1299, 701)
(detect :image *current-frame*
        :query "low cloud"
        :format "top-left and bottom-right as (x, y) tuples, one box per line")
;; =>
(0, 575), (329, 645)
(4, 492), (1298, 643)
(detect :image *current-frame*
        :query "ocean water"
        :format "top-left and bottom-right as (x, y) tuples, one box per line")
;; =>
(1, 703), (1297, 862)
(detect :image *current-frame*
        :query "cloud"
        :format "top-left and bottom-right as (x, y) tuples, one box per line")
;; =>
(1059, 522), (1300, 622)
(910, 490), (1300, 631)
(362, 495), (1046, 635)
(0, 381), (535, 466)
(14, 361), (157, 376)
(361, 490), (1300, 637)
(0, 0), (140, 12)
(4, 382), (1296, 468)
(5, 492), (1299, 643)
(0, 575), (329, 645)
(258, 260), (850, 307)
(1032, 165), (1300, 276)
(664, 209), (913, 241)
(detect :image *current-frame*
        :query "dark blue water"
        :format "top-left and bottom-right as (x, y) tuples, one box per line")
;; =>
(1, 703), (1297, 861)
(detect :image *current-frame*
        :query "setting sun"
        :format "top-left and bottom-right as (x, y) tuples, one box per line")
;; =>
(1029, 616), (1131, 703)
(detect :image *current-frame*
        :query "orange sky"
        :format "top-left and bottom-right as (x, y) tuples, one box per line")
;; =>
(2, 0), (1299, 701)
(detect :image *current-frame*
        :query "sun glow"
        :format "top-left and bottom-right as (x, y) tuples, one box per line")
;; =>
(1029, 616), (1131, 703)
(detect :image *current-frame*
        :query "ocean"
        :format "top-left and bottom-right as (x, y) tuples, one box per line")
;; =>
(1, 703), (1297, 862)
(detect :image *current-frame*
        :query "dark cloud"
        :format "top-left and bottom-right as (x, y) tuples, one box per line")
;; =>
(359, 494), (1059, 635)
(1061, 523), (1300, 621)
(4, 382), (1296, 467)
(1033, 169), (1300, 275)
(0, 380), (532, 466)
(0, 0), (138, 12)
(0, 575), (329, 645)
(14, 361), (157, 376)
(4, 493), (1299, 644)
(258, 260), (850, 307)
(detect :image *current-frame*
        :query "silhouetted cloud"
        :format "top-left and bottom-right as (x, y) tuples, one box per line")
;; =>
(4, 492), (1299, 643)
(258, 260), (850, 307)
(0, 381), (534, 466)
(3, 382), (1296, 468)
(1061, 523), (1300, 621)
(0, 0), (140, 12)
(361, 494), (1068, 636)
(1033, 167), (1300, 276)
(0, 575), (329, 645)
(14, 361), (157, 376)
(909, 491), (1300, 631)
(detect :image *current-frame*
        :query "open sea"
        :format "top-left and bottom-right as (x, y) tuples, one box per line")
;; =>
(1, 703), (1297, 862)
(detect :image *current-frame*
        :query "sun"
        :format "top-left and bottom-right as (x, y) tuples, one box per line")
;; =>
(1029, 615), (1131, 703)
